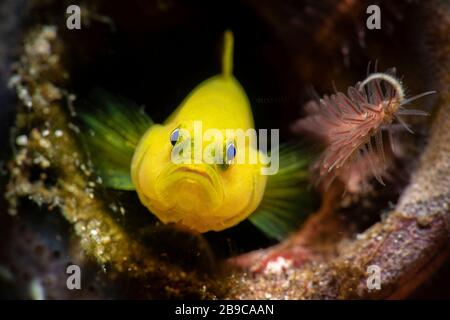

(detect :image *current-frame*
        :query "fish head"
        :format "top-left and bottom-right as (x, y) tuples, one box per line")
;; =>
(131, 120), (267, 232)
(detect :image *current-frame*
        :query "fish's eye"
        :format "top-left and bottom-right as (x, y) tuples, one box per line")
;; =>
(225, 142), (236, 164)
(170, 128), (179, 146)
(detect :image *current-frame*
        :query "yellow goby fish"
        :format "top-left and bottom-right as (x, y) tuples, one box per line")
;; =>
(131, 32), (267, 232)
(80, 31), (312, 240)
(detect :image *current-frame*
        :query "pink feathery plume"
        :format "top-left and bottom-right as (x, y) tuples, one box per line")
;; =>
(292, 69), (435, 192)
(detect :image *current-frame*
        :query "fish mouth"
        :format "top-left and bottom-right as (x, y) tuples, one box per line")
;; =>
(173, 167), (214, 185)
(155, 163), (224, 215)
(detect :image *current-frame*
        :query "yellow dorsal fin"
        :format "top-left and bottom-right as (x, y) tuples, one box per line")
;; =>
(222, 30), (234, 78)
